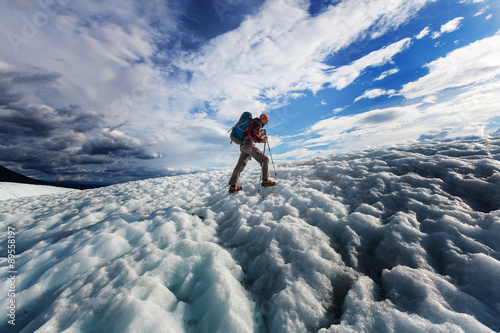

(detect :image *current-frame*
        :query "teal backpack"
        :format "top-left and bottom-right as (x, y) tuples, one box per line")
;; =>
(229, 112), (253, 145)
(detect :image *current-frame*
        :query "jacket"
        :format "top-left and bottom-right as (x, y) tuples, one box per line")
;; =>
(243, 118), (265, 145)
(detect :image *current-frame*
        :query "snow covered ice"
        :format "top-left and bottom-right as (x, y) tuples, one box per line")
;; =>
(1, 138), (500, 333)
(0, 183), (74, 201)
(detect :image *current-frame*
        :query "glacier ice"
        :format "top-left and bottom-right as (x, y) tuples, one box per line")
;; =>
(1, 138), (500, 332)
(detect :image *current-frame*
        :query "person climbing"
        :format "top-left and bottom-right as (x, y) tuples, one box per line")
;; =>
(229, 113), (276, 193)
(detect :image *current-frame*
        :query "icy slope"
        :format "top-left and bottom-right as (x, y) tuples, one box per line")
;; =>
(1, 138), (500, 333)
(0, 182), (75, 201)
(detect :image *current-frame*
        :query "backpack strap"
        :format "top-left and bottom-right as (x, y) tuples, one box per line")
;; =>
(245, 122), (254, 144)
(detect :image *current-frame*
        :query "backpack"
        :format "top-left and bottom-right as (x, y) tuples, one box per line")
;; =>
(229, 112), (253, 145)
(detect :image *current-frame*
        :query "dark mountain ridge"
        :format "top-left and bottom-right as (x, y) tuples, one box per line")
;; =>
(0, 165), (106, 190)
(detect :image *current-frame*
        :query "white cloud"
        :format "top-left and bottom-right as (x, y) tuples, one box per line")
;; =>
(440, 17), (464, 33)
(432, 17), (464, 39)
(374, 67), (400, 81)
(299, 33), (500, 154)
(401, 31), (500, 99)
(431, 32), (441, 39)
(474, 5), (490, 16)
(305, 105), (419, 148)
(328, 38), (412, 90)
(304, 79), (500, 152)
(0, 59), (10, 70)
(416, 26), (431, 39)
(0, 0), (181, 124)
(179, 0), (431, 119)
(354, 88), (397, 102)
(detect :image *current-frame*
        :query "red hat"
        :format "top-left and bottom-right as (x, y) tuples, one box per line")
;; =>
(260, 114), (269, 121)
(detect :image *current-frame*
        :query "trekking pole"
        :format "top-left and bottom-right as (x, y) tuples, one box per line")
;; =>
(258, 143), (266, 195)
(266, 140), (277, 178)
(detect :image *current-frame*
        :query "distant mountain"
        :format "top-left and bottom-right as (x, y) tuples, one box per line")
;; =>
(0, 165), (106, 190)
(0, 165), (44, 184)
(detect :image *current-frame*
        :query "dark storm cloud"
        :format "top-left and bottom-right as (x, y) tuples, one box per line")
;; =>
(0, 100), (157, 182)
(81, 136), (137, 156)
(6, 71), (62, 85)
(0, 69), (101, 180)
(0, 67), (160, 184)
(0, 104), (58, 138)
(0, 69), (100, 142)
(0, 69), (61, 106)
(0, 82), (21, 106)
(0, 103), (100, 141)
(80, 129), (157, 160)
(55, 105), (101, 133)
(70, 154), (115, 166)
(0, 144), (65, 172)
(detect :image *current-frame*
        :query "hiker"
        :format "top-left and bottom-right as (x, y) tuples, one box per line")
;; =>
(229, 113), (276, 193)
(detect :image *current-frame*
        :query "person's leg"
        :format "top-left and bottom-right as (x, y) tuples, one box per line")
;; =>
(229, 146), (251, 186)
(250, 146), (269, 181)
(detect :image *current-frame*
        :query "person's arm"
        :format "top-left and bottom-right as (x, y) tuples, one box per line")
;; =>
(249, 120), (266, 143)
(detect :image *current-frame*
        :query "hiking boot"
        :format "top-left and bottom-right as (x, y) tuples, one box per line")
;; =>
(229, 185), (242, 193)
(261, 180), (276, 187)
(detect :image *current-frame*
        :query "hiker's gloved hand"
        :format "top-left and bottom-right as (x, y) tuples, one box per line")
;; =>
(262, 129), (267, 136)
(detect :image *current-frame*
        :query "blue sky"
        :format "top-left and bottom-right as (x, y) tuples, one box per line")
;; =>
(0, 0), (499, 183)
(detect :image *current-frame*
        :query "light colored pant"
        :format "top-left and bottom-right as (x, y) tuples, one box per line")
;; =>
(229, 144), (269, 186)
